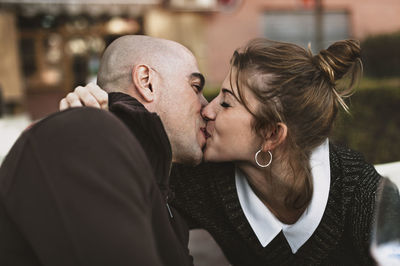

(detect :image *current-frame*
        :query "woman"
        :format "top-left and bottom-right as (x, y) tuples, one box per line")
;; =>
(170, 39), (380, 265)
(61, 38), (381, 265)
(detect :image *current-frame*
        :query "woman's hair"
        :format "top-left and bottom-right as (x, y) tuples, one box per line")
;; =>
(230, 38), (362, 210)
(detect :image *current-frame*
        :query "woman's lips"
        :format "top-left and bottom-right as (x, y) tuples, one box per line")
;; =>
(206, 123), (214, 139)
(201, 127), (211, 139)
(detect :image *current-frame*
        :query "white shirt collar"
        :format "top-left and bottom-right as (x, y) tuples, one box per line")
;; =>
(235, 139), (331, 254)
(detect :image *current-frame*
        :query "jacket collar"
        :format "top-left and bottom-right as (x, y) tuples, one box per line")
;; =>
(108, 92), (172, 196)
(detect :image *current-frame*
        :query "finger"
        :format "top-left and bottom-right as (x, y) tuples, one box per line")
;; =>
(66, 92), (84, 108)
(87, 83), (109, 109)
(75, 86), (101, 108)
(59, 98), (69, 111)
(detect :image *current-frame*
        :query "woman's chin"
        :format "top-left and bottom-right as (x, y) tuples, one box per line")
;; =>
(203, 147), (215, 162)
(203, 147), (224, 162)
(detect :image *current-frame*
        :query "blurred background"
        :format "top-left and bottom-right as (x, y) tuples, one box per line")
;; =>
(0, 0), (399, 265)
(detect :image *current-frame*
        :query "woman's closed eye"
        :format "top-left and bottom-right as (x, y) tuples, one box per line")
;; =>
(220, 102), (231, 108)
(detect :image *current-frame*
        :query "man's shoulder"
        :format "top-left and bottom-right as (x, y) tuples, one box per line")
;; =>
(27, 107), (123, 136)
(1, 107), (152, 188)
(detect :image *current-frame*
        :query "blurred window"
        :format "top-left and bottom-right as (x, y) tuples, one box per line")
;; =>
(262, 10), (349, 51)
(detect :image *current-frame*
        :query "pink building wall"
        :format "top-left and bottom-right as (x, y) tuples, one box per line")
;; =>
(203, 0), (400, 86)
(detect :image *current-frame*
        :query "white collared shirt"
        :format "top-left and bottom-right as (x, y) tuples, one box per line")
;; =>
(235, 139), (330, 254)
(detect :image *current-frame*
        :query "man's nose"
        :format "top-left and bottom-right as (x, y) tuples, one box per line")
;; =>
(199, 94), (208, 108)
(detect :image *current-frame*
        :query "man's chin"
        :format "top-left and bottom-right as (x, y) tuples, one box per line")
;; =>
(185, 154), (203, 166)
(173, 149), (203, 166)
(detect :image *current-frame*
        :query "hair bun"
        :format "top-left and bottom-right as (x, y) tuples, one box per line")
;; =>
(313, 40), (362, 113)
(315, 39), (361, 84)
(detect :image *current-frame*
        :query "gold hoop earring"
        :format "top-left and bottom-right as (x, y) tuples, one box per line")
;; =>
(254, 149), (272, 168)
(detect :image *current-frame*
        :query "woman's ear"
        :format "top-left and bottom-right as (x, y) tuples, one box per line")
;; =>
(132, 64), (154, 102)
(262, 122), (288, 152)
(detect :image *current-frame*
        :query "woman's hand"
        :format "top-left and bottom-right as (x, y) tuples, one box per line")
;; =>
(59, 83), (108, 111)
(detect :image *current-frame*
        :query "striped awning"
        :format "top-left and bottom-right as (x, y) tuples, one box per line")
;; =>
(0, 0), (161, 16)
(0, 0), (160, 4)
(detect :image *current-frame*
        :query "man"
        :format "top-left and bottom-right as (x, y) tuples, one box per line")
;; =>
(0, 35), (207, 265)
(61, 35), (207, 165)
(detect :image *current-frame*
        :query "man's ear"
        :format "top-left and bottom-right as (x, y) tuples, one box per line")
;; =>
(262, 122), (288, 152)
(132, 64), (154, 102)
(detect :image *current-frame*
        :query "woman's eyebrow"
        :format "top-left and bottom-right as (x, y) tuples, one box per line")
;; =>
(222, 88), (240, 102)
(222, 88), (234, 95)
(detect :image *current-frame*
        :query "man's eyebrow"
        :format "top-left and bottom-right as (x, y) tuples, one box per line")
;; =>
(190, 73), (205, 91)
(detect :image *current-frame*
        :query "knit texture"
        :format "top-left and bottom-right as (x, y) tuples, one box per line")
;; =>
(170, 143), (381, 266)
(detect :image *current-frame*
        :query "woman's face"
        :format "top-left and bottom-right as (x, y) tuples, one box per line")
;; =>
(202, 71), (263, 163)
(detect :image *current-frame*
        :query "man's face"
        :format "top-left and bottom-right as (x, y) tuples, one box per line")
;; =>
(155, 51), (208, 165)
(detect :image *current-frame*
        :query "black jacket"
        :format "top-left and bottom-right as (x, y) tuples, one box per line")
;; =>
(109, 92), (192, 265)
(0, 104), (192, 265)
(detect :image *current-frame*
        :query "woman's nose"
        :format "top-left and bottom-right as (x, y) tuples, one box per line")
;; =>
(201, 98), (218, 121)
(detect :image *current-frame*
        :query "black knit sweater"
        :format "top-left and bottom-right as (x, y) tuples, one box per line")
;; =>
(170, 143), (381, 265)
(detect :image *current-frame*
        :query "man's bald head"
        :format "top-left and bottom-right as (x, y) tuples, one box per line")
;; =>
(96, 35), (207, 165)
(97, 35), (195, 94)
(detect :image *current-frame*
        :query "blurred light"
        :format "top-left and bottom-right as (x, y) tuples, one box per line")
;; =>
(169, 0), (217, 9)
(66, 38), (87, 55)
(106, 17), (140, 34)
(48, 33), (62, 47)
(41, 68), (62, 85)
(106, 17), (126, 34)
(198, 0), (215, 7)
(87, 36), (106, 53)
